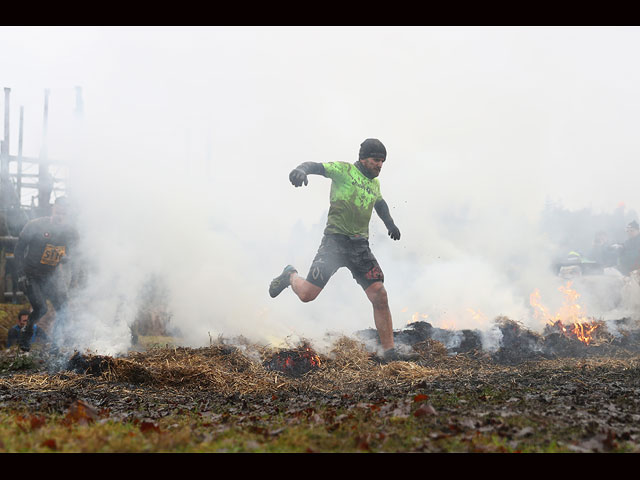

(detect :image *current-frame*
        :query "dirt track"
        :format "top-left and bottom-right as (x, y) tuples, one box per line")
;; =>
(1, 331), (640, 452)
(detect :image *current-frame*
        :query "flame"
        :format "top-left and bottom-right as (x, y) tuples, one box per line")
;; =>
(467, 308), (488, 324)
(406, 309), (428, 325)
(529, 281), (599, 345)
(304, 346), (322, 367)
(439, 317), (458, 330)
(282, 349), (321, 368)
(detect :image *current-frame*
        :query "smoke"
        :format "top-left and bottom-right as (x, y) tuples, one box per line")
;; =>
(3, 27), (640, 355)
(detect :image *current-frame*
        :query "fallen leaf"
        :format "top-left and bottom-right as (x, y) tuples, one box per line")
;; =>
(30, 415), (46, 430)
(414, 403), (437, 418)
(139, 421), (161, 434)
(64, 400), (98, 425)
(413, 394), (429, 403)
(603, 430), (618, 451)
(41, 439), (57, 450)
(355, 434), (371, 451)
(15, 415), (28, 432)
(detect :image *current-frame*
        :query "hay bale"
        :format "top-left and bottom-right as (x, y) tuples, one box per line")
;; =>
(326, 336), (374, 369)
(66, 352), (115, 376)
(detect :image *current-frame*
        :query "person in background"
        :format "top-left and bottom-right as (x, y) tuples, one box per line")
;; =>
(6, 309), (47, 348)
(13, 197), (79, 352)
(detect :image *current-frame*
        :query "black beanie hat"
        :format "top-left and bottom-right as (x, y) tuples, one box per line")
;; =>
(359, 138), (387, 160)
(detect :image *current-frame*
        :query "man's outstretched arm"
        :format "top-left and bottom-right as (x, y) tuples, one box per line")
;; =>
(374, 199), (401, 240)
(289, 162), (326, 187)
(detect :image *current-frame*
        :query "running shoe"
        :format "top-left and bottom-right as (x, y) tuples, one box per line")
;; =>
(269, 265), (297, 298)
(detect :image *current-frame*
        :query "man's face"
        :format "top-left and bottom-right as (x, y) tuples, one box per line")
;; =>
(627, 227), (639, 239)
(360, 157), (385, 178)
(17, 315), (28, 327)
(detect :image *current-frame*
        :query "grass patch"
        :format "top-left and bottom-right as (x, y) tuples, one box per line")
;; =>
(0, 406), (594, 453)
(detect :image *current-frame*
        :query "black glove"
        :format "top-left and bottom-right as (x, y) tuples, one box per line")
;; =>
(388, 224), (401, 241)
(289, 168), (308, 187)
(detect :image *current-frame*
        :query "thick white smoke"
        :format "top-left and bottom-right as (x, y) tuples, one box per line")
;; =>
(2, 27), (640, 355)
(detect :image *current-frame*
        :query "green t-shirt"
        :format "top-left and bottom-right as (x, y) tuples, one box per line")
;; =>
(322, 161), (382, 238)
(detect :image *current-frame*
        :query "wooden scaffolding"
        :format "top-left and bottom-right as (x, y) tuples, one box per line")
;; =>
(0, 86), (82, 302)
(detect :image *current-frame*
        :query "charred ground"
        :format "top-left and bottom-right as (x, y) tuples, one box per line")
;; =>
(1, 317), (640, 452)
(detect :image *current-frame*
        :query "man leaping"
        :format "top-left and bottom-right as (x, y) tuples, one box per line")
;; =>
(269, 138), (402, 362)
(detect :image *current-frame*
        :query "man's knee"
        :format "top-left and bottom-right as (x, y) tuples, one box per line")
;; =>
(295, 280), (322, 303)
(366, 282), (388, 307)
(298, 287), (320, 303)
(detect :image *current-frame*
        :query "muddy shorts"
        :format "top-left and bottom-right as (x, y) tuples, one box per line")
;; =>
(306, 233), (384, 290)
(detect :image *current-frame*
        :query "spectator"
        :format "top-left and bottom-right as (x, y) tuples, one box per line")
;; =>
(6, 309), (47, 348)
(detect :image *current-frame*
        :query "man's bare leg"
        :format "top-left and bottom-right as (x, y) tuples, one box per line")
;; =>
(365, 282), (394, 351)
(290, 272), (323, 303)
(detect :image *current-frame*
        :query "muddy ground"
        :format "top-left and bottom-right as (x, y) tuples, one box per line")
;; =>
(1, 318), (640, 452)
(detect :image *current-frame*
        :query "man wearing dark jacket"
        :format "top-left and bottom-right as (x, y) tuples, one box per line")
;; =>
(269, 139), (403, 363)
(14, 197), (79, 352)
(6, 309), (47, 348)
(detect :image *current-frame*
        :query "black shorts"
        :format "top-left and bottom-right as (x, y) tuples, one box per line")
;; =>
(306, 233), (384, 290)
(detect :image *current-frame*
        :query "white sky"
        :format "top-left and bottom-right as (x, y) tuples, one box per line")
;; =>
(2, 26), (640, 353)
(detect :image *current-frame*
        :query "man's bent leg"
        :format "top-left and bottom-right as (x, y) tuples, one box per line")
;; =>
(289, 234), (341, 303)
(19, 278), (49, 351)
(290, 272), (323, 303)
(364, 281), (394, 351)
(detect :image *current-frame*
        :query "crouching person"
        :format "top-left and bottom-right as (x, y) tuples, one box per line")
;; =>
(14, 197), (79, 352)
(6, 309), (48, 348)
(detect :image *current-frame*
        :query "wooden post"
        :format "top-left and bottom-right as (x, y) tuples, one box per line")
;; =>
(0, 245), (5, 303)
(1, 88), (10, 178)
(17, 106), (23, 206)
(68, 86), (84, 194)
(37, 89), (52, 217)
(1, 89), (12, 300)
(2, 88), (9, 152)
(42, 88), (49, 157)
